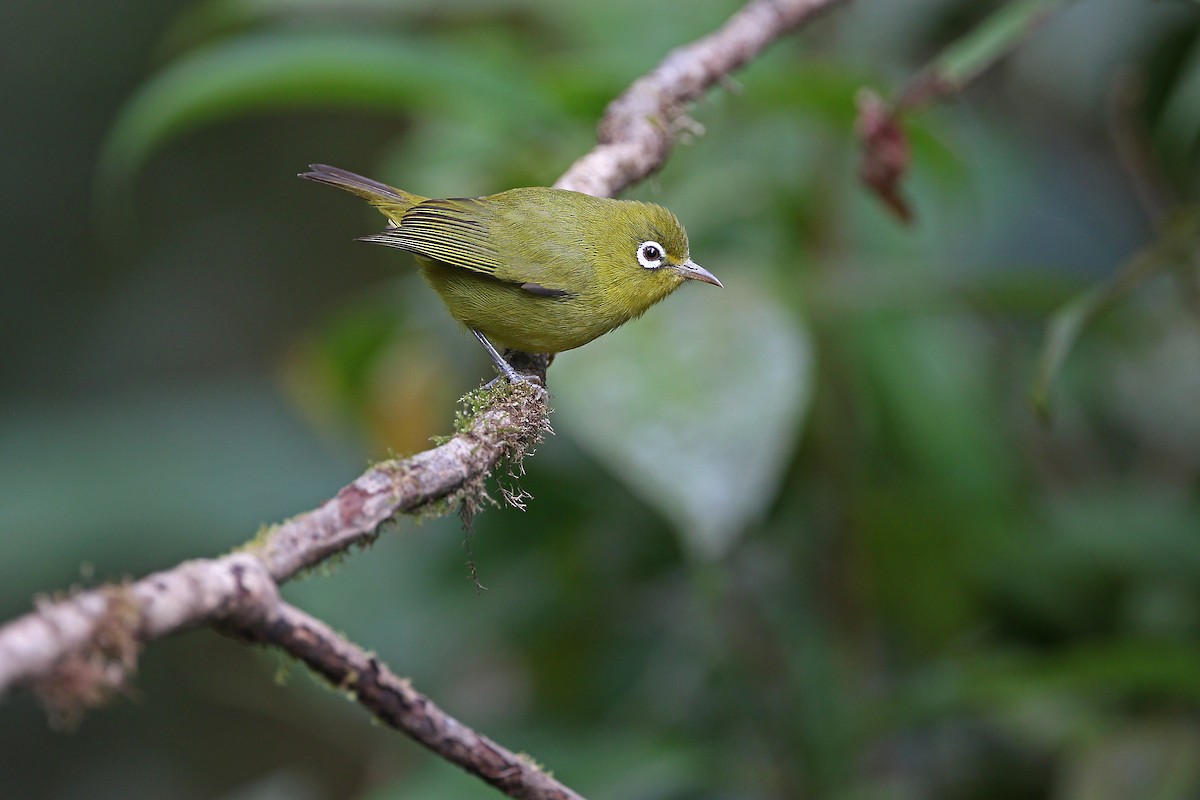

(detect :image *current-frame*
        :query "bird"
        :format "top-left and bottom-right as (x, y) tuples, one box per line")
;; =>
(300, 164), (722, 383)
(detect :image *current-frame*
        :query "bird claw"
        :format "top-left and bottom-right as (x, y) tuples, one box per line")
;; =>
(483, 368), (544, 396)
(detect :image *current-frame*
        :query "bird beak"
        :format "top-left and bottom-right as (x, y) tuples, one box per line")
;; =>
(676, 259), (723, 287)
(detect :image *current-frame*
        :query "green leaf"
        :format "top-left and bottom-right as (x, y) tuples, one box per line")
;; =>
(553, 280), (812, 560)
(96, 31), (560, 199)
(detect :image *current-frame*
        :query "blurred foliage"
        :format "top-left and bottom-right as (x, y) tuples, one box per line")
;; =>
(4, 0), (1200, 799)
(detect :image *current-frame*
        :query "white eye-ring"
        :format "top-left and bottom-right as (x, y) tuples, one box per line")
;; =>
(637, 240), (666, 269)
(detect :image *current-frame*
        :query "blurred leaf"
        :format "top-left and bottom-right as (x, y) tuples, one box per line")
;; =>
(1032, 208), (1200, 421)
(554, 280), (812, 560)
(861, 313), (1015, 504)
(159, 0), (413, 54)
(97, 31), (561, 201)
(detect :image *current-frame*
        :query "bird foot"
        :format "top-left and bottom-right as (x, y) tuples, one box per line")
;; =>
(482, 367), (547, 399)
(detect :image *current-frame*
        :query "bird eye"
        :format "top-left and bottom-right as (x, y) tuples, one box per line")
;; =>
(637, 241), (665, 269)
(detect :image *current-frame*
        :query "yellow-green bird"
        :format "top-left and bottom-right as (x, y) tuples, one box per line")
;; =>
(301, 164), (722, 382)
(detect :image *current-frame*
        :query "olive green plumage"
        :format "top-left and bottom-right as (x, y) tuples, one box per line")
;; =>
(301, 164), (721, 368)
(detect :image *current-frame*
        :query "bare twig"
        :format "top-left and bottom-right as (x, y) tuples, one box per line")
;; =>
(0, 0), (848, 797)
(1108, 68), (1176, 228)
(224, 601), (585, 800)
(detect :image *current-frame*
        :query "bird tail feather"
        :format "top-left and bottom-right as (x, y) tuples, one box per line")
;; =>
(299, 164), (424, 224)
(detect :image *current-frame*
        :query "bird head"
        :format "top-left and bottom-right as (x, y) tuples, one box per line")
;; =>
(601, 201), (721, 316)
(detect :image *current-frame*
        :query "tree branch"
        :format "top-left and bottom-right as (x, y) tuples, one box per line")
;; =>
(556, 0), (847, 196)
(224, 599), (585, 800)
(0, 373), (552, 698)
(0, 0), (847, 796)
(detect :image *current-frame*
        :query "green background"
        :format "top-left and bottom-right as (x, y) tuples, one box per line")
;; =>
(3, 0), (1200, 798)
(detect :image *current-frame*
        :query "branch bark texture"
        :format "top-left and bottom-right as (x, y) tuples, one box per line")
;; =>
(0, 0), (846, 797)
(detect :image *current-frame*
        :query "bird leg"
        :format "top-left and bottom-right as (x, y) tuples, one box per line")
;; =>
(472, 329), (525, 385)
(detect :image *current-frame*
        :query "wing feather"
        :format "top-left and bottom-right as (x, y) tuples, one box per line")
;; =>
(360, 198), (502, 276)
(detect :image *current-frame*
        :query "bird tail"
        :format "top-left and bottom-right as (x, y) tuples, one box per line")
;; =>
(299, 164), (424, 225)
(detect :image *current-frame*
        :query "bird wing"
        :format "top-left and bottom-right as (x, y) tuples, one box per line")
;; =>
(360, 198), (503, 276)
(360, 192), (582, 297)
